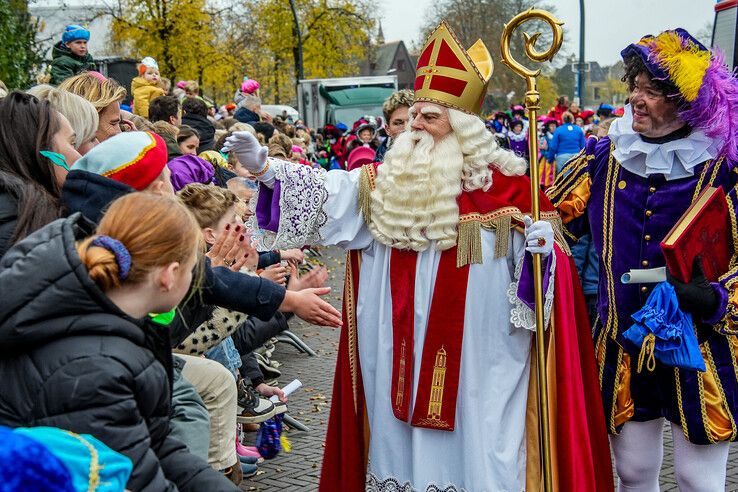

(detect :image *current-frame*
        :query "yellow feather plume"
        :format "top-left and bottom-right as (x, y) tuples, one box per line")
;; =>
(651, 31), (710, 102)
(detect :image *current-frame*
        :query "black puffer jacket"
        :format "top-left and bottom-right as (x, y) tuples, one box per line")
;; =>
(0, 214), (237, 491)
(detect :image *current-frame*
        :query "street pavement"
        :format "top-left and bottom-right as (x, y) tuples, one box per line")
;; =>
(240, 245), (738, 491)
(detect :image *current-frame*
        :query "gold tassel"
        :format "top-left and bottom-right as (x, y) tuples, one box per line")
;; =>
(358, 165), (373, 224)
(494, 215), (512, 259)
(637, 333), (657, 373)
(457, 221), (483, 267)
(550, 217), (572, 256)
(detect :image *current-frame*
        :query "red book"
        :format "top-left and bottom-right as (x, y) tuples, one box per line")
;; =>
(660, 186), (733, 283)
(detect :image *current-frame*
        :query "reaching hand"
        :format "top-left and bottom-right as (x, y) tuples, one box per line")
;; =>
(281, 287), (342, 328)
(288, 264), (329, 291)
(667, 256), (720, 318)
(280, 248), (305, 265)
(523, 216), (554, 257)
(206, 224), (253, 272)
(221, 131), (268, 173)
(260, 264), (288, 285)
(255, 383), (287, 403)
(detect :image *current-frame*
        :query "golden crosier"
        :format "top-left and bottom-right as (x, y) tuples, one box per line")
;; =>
(499, 9), (564, 492)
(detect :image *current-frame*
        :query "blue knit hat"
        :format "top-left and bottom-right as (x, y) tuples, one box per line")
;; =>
(61, 24), (90, 44)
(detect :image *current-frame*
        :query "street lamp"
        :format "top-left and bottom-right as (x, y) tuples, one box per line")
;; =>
(578, 0), (585, 106)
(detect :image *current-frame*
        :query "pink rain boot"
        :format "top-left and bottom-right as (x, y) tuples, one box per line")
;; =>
(236, 436), (261, 458)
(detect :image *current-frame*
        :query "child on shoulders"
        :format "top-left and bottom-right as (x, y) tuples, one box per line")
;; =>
(132, 57), (166, 118)
(50, 25), (96, 85)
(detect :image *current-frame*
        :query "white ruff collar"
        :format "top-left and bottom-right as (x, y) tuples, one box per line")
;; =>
(608, 105), (721, 181)
(508, 131), (527, 142)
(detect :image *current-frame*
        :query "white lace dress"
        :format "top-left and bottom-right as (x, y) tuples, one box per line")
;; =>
(250, 161), (555, 492)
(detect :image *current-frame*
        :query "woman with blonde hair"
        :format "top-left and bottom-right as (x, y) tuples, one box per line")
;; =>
(0, 192), (238, 491)
(27, 84), (100, 154)
(59, 72), (127, 142)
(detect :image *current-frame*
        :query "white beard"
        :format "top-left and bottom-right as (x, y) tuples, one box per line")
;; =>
(368, 130), (464, 252)
(367, 107), (527, 252)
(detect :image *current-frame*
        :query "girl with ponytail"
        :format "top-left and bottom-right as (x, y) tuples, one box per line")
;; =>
(0, 192), (238, 491)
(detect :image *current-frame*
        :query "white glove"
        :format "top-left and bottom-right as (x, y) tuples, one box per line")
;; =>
(221, 131), (268, 173)
(523, 216), (554, 257)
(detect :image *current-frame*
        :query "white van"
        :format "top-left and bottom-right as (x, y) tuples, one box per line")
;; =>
(261, 104), (300, 123)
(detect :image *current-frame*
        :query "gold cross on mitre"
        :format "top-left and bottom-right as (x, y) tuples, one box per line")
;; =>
(413, 21), (494, 115)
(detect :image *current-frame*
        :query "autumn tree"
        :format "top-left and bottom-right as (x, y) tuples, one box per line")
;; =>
(99, 0), (375, 104)
(0, 0), (45, 89)
(236, 0), (376, 104)
(102, 0), (223, 87)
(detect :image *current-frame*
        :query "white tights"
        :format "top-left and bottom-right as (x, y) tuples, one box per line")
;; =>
(610, 419), (730, 492)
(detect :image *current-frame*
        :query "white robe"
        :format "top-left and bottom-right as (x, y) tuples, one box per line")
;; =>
(251, 161), (555, 492)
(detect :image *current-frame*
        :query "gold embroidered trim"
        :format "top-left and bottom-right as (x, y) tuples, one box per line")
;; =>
(359, 164), (376, 224)
(675, 367), (691, 442)
(545, 148), (592, 203)
(343, 251), (361, 412)
(705, 342), (736, 441)
(706, 157), (724, 189)
(609, 345), (623, 434)
(692, 159), (713, 202)
(63, 431), (101, 492)
(719, 193), (738, 334)
(697, 364), (717, 444)
(602, 144), (620, 340)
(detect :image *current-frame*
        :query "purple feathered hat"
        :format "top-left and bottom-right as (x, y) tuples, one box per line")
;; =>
(621, 28), (738, 162)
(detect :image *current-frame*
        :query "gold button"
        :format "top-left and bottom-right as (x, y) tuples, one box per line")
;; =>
(641, 286), (648, 293)
(618, 180), (627, 190)
(644, 234), (652, 241)
(642, 260), (649, 267)
(645, 210), (653, 217)
(649, 186), (656, 193)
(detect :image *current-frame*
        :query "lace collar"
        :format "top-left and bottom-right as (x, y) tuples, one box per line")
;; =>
(508, 131), (527, 142)
(608, 105), (722, 181)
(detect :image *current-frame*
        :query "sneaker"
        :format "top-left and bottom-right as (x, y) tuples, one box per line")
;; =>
(237, 381), (275, 423)
(255, 353), (282, 380)
(272, 399), (288, 416)
(241, 462), (258, 478)
(239, 455), (263, 465)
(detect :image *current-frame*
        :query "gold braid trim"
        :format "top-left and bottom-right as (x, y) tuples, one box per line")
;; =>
(358, 164), (376, 224)
(546, 151), (593, 205)
(64, 431), (101, 492)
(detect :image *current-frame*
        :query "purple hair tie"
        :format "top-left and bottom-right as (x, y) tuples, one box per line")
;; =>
(90, 235), (132, 280)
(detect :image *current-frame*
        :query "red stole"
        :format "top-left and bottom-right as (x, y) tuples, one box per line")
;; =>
(389, 246), (470, 431)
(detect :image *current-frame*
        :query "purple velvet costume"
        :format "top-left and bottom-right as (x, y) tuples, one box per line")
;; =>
(507, 133), (529, 161)
(548, 136), (738, 444)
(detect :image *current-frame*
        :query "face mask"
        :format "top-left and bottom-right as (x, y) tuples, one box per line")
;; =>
(40, 150), (70, 171)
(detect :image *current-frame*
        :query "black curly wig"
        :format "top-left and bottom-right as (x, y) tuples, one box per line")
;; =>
(621, 55), (686, 108)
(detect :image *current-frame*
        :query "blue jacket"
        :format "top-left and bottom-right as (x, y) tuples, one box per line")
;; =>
(547, 124), (585, 161)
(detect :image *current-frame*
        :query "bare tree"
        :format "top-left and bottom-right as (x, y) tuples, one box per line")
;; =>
(416, 0), (562, 109)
